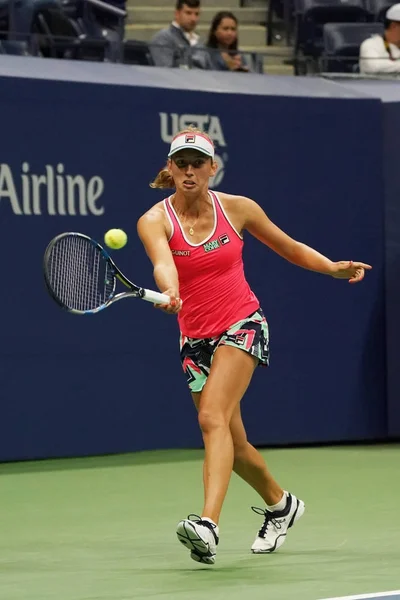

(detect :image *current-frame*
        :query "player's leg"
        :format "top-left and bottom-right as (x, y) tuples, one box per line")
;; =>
(190, 395), (304, 553)
(229, 402), (284, 504)
(229, 403), (305, 553)
(191, 392), (283, 505)
(177, 344), (256, 564)
(198, 345), (257, 523)
(216, 308), (304, 552)
(177, 310), (304, 561)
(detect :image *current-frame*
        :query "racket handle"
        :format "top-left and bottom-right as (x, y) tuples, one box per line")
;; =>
(141, 289), (171, 305)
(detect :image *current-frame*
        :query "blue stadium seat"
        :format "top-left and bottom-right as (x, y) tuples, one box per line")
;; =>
(33, 7), (82, 58)
(266, 0), (295, 45)
(61, 0), (126, 61)
(0, 38), (31, 52)
(122, 40), (153, 66)
(0, 0), (15, 40)
(366, 0), (397, 20)
(0, 10), (7, 40)
(34, 0), (125, 61)
(294, 0), (372, 73)
(61, 0), (125, 44)
(322, 21), (383, 71)
(0, 0), (57, 53)
(36, 13), (111, 60)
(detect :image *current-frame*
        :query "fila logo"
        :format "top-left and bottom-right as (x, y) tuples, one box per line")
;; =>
(219, 234), (230, 245)
(203, 234), (231, 253)
(185, 134), (196, 144)
(172, 249), (190, 256)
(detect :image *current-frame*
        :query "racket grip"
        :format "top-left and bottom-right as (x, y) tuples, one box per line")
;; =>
(142, 289), (171, 305)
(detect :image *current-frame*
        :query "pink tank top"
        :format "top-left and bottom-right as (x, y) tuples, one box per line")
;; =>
(164, 191), (259, 338)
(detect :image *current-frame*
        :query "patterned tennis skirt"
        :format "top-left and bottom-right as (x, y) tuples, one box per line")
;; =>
(179, 308), (269, 392)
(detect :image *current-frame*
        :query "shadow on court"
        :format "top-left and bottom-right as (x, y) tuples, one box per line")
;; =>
(0, 448), (205, 475)
(2, 442), (399, 476)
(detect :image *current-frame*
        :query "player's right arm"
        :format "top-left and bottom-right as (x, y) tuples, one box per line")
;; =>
(137, 207), (181, 313)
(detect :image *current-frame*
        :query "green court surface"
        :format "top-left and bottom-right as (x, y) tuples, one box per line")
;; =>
(1, 445), (399, 600)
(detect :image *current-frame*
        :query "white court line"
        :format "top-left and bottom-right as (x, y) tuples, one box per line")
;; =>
(320, 591), (400, 600)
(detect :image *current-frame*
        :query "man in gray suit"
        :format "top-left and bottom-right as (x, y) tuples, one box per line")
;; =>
(150, 0), (201, 68)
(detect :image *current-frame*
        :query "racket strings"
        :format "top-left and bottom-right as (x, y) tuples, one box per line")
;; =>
(47, 236), (115, 311)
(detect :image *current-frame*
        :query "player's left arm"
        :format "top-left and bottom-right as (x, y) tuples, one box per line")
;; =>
(240, 196), (372, 283)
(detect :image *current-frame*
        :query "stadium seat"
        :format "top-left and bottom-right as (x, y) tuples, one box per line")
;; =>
(248, 51), (265, 73)
(122, 39), (153, 66)
(34, 0), (126, 61)
(366, 0), (397, 20)
(294, 0), (372, 73)
(321, 21), (383, 71)
(0, 38), (31, 53)
(35, 12), (111, 60)
(0, 0), (60, 53)
(266, 0), (295, 45)
(61, 0), (126, 60)
(33, 7), (82, 58)
(0, 0), (15, 40)
(0, 11), (7, 41)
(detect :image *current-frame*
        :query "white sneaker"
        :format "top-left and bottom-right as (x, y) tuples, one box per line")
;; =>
(251, 492), (305, 553)
(176, 515), (219, 565)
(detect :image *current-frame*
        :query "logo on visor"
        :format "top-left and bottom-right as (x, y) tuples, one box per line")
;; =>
(185, 134), (196, 144)
(159, 113), (228, 188)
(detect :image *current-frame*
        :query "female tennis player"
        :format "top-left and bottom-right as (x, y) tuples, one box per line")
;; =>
(137, 127), (371, 566)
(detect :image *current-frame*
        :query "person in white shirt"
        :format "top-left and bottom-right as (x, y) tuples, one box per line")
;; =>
(360, 4), (400, 74)
(150, 0), (202, 68)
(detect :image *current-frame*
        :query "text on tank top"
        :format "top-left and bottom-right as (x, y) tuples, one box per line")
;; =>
(164, 191), (259, 338)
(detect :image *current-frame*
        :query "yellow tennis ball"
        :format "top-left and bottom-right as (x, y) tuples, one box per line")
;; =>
(104, 229), (127, 250)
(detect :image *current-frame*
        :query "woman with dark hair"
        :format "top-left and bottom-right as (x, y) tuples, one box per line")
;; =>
(205, 11), (249, 71)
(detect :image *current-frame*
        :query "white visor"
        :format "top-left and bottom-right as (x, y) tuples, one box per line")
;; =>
(168, 133), (215, 159)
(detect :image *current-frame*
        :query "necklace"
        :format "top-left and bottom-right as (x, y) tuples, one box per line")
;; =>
(188, 218), (198, 236)
(178, 210), (199, 235)
(172, 196), (199, 235)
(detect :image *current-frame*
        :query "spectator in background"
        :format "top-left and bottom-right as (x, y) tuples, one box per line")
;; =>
(205, 11), (249, 72)
(150, 0), (202, 68)
(360, 4), (400, 74)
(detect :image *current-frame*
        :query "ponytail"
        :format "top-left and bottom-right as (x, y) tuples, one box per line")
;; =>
(149, 167), (175, 189)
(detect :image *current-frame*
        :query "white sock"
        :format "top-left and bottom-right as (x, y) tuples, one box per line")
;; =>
(267, 491), (288, 513)
(200, 517), (219, 532)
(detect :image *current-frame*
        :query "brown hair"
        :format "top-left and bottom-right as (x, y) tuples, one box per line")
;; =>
(149, 126), (214, 190)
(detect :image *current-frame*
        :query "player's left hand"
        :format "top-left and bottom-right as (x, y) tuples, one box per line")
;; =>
(331, 260), (372, 283)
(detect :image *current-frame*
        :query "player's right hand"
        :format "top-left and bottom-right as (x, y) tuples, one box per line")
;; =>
(154, 289), (182, 314)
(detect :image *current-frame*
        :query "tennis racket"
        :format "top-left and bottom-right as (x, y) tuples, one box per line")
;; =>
(43, 232), (170, 315)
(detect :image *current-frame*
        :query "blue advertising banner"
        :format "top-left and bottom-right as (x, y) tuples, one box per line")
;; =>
(0, 59), (387, 460)
(383, 101), (400, 438)
(332, 78), (400, 439)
